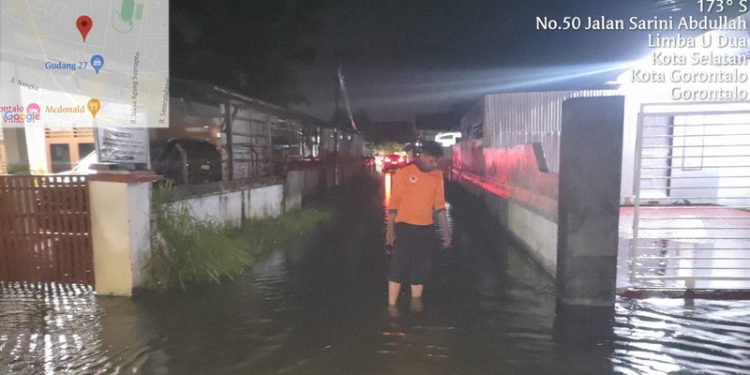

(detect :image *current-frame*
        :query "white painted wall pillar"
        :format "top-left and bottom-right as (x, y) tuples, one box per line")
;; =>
(89, 172), (159, 297)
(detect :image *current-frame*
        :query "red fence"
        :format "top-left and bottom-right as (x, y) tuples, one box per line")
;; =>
(0, 175), (94, 284)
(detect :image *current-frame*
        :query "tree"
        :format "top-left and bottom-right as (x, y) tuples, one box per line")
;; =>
(171, 0), (323, 106)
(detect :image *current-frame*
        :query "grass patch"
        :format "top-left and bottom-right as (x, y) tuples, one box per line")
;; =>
(239, 208), (331, 263)
(147, 193), (250, 291)
(146, 184), (331, 291)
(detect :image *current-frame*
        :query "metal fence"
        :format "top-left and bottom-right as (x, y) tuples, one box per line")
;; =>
(0, 175), (93, 285)
(482, 90), (615, 173)
(170, 80), (361, 185)
(631, 103), (750, 289)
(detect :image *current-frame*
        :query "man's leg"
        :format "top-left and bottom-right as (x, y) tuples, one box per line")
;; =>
(410, 284), (424, 299)
(409, 227), (433, 301)
(410, 296), (423, 313)
(388, 281), (402, 305)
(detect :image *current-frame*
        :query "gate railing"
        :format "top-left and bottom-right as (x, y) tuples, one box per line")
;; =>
(631, 103), (750, 289)
(0, 175), (94, 285)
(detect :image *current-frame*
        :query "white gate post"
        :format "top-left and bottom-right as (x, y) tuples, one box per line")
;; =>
(89, 172), (159, 297)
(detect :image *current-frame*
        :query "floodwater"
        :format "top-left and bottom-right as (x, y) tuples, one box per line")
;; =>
(1, 174), (749, 374)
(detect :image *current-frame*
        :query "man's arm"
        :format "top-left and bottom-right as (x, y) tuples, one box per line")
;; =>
(386, 209), (397, 246)
(386, 171), (403, 246)
(437, 209), (451, 248)
(434, 174), (451, 247)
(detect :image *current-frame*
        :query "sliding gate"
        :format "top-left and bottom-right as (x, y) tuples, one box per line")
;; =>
(631, 103), (750, 289)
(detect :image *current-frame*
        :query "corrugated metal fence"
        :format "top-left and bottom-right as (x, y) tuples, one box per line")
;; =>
(483, 90), (616, 173)
(0, 175), (94, 285)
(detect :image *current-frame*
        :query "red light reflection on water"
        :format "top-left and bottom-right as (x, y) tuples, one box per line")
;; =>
(383, 172), (392, 221)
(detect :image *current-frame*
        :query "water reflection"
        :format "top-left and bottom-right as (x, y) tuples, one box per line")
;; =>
(618, 206), (750, 289)
(615, 298), (750, 374)
(1, 176), (749, 374)
(384, 172), (392, 225)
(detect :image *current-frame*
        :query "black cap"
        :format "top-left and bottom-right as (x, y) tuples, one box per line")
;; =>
(419, 140), (444, 158)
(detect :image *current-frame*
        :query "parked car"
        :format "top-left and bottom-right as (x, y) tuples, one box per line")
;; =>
(150, 139), (223, 184)
(362, 155), (376, 167)
(62, 138), (223, 185)
(382, 153), (406, 172)
(69, 149), (99, 174)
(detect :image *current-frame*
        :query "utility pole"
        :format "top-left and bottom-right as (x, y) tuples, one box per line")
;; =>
(331, 64), (359, 158)
(333, 65), (341, 157)
(337, 65), (358, 131)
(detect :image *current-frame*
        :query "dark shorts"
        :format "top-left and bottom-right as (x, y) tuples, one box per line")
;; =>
(388, 222), (438, 285)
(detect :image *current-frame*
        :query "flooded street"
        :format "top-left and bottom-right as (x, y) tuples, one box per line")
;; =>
(1, 175), (749, 374)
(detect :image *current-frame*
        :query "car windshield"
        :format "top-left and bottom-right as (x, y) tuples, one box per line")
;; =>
(72, 151), (98, 172)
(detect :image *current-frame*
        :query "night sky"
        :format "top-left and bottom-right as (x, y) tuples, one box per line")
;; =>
(290, 0), (700, 121)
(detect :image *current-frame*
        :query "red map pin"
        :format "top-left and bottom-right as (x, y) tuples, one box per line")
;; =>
(76, 16), (93, 42)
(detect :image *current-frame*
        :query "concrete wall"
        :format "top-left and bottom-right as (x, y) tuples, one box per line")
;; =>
(285, 171), (305, 212)
(161, 163), (365, 227)
(128, 183), (152, 290)
(507, 200), (558, 276)
(90, 164), (365, 297)
(90, 180), (131, 296)
(478, 193), (558, 277)
(453, 92), (626, 285)
(165, 162), (369, 225)
(90, 179), (152, 297)
(454, 91), (619, 278)
(24, 126), (46, 173)
(454, 143), (559, 277)
(91, 179), (286, 297)
(246, 185), (284, 220)
(282, 167), (331, 211)
(557, 97), (625, 306)
(174, 191), (245, 227)
(170, 184), (285, 226)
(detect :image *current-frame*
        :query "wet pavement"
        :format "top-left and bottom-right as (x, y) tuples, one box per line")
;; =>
(1, 174), (750, 374)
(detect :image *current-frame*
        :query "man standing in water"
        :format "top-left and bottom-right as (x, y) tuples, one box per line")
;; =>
(385, 141), (451, 306)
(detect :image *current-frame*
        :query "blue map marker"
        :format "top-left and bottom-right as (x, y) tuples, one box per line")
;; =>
(91, 54), (104, 74)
